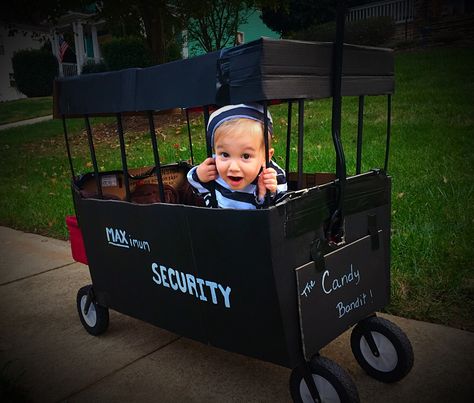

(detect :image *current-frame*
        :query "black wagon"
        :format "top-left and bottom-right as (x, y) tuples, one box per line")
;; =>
(55, 10), (414, 402)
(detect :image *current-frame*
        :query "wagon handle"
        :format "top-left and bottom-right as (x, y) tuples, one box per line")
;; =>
(327, 0), (347, 243)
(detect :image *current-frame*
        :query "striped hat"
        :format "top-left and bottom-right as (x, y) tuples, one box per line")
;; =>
(207, 103), (273, 146)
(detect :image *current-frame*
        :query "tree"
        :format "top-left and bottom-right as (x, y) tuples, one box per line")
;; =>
(260, 0), (371, 37)
(1, 0), (83, 42)
(2, 0), (181, 65)
(97, 0), (182, 64)
(260, 0), (336, 37)
(178, 0), (254, 53)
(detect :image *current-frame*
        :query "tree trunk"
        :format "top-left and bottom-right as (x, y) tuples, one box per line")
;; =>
(139, 1), (168, 64)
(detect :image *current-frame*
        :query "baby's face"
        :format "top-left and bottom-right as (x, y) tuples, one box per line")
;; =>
(214, 125), (267, 191)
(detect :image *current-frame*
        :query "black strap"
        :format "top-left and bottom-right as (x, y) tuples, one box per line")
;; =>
(368, 213), (380, 250)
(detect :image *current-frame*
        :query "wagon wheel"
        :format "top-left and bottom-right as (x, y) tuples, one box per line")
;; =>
(350, 316), (414, 383)
(289, 356), (360, 403)
(76, 285), (109, 336)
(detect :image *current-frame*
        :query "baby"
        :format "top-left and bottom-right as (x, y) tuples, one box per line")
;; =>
(187, 103), (287, 209)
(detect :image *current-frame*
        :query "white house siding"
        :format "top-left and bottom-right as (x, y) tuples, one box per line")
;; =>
(0, 25), (48, 102)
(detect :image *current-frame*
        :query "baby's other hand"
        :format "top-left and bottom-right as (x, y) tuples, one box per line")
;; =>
(258, 167), (277, 200)
(196, 157), (218, 183)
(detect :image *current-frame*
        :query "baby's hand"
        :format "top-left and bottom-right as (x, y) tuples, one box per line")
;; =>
(258, 167), (277, 200)
(196, 157), (218, 183)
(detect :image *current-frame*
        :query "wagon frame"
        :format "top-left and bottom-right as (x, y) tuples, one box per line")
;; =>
(56, 4), (414, 402)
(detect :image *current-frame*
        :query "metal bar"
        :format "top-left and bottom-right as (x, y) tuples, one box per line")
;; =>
(203, 106), (217, 208)
(147, 111), (166, 201)
(297, 99), (304, 190)
(62, 116), (75, 179)
(327, 0), (347, 241)
(332, 3), (346, 182)
(285, 101), (292, 178)
(204, 106), (211, 157)
(185, 109), (194, 165)
(356, 95), (365, 174)
(84, 116), (102, 198)
(384, 94), (392, 172)
(116, 113), (131, 202)
(263, 101), (271, 206)
(263, 101), (270, 168)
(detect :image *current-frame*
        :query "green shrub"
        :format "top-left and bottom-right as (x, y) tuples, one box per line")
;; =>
(165, 38), (183, 63)
(81, 60), (109, 74)
(291, 16), (395, 47)
(11, 49), (58, 97)
(101, 36), (153, 70)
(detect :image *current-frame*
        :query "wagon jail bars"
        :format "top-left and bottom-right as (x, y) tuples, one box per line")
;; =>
(62, 116), (75, 180)
(356, 95), (365, 175)
(84, 116), (103, 198)
(203, 106), (218, 208)
(297, 100), (305, 190)
(185, 109), (195, 166)
(384, 94), (392, 172)
(147, 111), (166, 202)
(285, 101), (293, 179)
(116, 113), (132, 202)
(327, 0), (347, 243)
(263, 101), (272, 206)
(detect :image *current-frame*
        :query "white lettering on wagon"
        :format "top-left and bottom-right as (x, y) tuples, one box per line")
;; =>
(151, 263), (232, 308)
(336, 289), (373, 319)
(301, 280), (316, 298)
(105, 227), (150, 252)
(321, 264), (360, 295)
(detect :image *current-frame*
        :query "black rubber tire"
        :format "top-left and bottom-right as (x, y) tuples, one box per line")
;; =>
(290, 356), (360, 403)
(351, 316), (414, 383)
(76, 285), (109, 336)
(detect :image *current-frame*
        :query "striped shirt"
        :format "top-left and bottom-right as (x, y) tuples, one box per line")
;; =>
(187, 160), (287, 209)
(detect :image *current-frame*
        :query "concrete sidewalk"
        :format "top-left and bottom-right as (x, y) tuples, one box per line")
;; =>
(0, 115), (53, 131)
(0, 226), (473, 402)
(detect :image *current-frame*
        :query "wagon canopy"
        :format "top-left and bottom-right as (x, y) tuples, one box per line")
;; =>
(55, 38), (394, 118)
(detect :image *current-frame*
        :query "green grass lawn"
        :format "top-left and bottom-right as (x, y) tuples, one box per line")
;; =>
(0, 96), (53, 125)
(0, 47), (472, 330)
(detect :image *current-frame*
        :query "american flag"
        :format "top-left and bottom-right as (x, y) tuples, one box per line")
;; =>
(58, 34), (69, 62)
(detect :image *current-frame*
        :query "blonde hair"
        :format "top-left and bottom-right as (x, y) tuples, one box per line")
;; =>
(213, 118), (272, 148)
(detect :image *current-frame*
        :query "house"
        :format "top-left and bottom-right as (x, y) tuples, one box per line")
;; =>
(0, 11), (105, 102)
(347, 0), (473, 43)
(0, 24), (49, 101)
(51, 11), (106, 77)
(1, 6), (277, 101)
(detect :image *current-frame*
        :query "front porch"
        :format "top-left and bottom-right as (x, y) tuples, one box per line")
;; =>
(51, 12), (105, 77)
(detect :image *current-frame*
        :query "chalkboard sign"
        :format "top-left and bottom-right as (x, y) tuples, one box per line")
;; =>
(296, 231), (389, 360)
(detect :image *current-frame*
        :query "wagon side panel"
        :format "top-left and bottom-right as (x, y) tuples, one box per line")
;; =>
(185, 207), (290, 367)
(270, 172), (392, 363)
(74, 194), (208, 342)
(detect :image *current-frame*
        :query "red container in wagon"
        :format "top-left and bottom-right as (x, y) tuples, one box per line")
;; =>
(66, 215), (88, 264)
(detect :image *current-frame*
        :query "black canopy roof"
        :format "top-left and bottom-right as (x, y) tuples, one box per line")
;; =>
(55, 38), (394, 117)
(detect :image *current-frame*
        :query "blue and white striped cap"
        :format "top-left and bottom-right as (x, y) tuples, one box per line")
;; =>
(207, 103), (273, 146)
